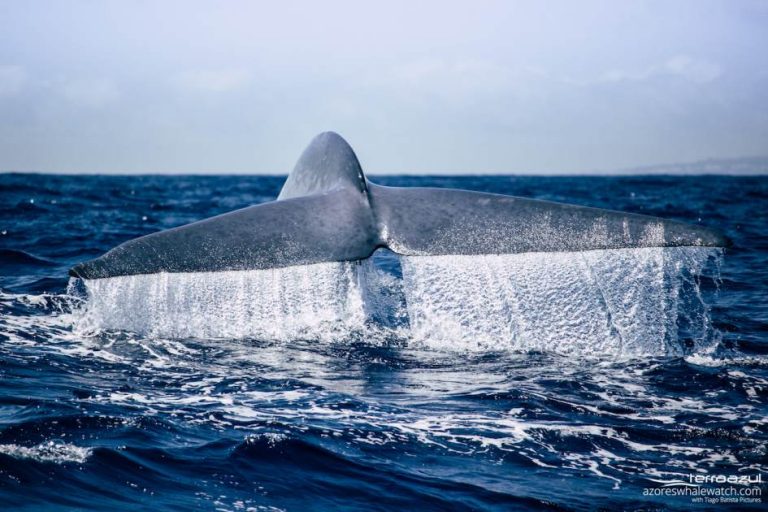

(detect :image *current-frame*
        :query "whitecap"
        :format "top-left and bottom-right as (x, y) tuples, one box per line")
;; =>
(0, 441), (92, 464)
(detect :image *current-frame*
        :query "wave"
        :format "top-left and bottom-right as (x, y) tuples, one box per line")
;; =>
(0, 441), (92, 464)
(0, 249), (57, 270)
(0, 284), (765, 507)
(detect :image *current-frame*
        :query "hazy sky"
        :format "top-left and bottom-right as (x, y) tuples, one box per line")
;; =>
(1, 0), (766, 174)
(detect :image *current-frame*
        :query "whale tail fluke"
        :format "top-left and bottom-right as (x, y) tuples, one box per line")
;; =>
(70, 132), (729, 280)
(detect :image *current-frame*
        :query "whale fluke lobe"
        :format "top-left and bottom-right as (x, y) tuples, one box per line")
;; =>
(69, 189), (377, 279)
(70, 133), (729, 279)
(371, 186), (728, 256)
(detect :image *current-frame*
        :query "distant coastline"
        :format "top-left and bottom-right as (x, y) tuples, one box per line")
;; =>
(612, 156), (768, 176)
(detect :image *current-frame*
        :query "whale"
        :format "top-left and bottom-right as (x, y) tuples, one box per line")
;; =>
(69, 132), (729, 279)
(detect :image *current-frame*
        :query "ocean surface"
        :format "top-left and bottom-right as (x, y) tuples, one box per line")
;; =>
(0, 173), (766, 511)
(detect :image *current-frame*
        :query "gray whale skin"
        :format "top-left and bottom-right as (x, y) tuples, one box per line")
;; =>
(70, 132), (729, 279)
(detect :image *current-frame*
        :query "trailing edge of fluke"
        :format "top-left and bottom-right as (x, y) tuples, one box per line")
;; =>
(70, 132), (730, 279)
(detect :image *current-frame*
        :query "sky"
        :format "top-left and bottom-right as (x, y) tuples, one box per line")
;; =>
(0, 0), (766, 174)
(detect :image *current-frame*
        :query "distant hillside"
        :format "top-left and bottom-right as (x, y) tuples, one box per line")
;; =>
(620, 156), (768, 175)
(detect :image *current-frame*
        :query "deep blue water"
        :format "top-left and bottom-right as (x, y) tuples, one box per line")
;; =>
(0, 174), (766, 511)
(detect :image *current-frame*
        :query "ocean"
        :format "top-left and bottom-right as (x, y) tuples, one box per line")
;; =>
(0, 173), (766, 511)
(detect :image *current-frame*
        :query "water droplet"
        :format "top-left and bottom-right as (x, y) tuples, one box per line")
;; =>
(142, 216), (148, 221)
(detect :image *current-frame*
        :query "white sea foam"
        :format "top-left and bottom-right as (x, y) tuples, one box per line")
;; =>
(0, 441), (92, 464)
(68, 247), (719, 356)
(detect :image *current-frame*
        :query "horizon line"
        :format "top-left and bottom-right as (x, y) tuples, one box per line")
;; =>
(3, 155), (766, 177)
(3, 170), (767, 177)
